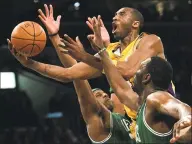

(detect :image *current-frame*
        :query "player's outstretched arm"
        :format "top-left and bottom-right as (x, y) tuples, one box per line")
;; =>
(73, 80), (110, 133)
(116, 34), (164, 79)
(38, 4), (76, 67)
(147, 93), (192, 143)
(7, 39), (101, 82)
(38, 4), (103, 80)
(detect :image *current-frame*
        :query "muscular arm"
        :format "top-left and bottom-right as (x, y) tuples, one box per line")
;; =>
(51, 36), (110, 140)
(147, 92), (191, 120)
(147, 92), (192, 143)
(25, 59), (101, 82)
(100, 51), (139, 111)
(117, 35), (164, 79)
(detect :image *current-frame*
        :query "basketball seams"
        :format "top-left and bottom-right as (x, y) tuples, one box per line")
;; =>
(34, 44), (41, 51)
(18, 44), (34, 51)
(20, 26), (34, 37)
(35, 30), (43, 37)
(11, 37), (45, 42)
(30, 22), (36, 56)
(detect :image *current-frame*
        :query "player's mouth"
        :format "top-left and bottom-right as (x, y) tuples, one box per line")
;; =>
(112, 22), (118, 34)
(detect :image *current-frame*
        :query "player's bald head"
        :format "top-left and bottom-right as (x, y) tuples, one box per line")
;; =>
(121, 7), (144, 30)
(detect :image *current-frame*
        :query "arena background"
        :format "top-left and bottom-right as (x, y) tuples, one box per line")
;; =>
(0, 0), (191, 143)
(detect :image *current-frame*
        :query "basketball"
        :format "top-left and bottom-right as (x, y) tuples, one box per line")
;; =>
(11, 21), (46, 57)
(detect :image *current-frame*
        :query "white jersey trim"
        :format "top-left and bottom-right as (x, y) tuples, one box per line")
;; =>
(87, 112), (113, 143)
(143, 103), (173, 137)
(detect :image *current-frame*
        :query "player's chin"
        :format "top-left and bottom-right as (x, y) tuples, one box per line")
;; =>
(105, 100), (114, 111)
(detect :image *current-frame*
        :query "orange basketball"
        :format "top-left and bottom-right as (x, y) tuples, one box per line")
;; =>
(11, 21), (46, 57)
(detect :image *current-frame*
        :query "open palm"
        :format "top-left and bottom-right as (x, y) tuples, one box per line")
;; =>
(38, 4), (61, 35)
(86, 15), (110, 47)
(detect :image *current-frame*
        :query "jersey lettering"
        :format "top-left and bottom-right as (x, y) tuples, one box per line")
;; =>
(121, 118), (131, 132)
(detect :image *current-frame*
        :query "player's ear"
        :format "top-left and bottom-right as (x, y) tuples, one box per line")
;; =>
(142, 73), (151, 85)
(132, 21), (140, 29)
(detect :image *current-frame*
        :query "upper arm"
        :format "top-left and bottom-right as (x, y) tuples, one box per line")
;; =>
(66, 62), (102, 80)
(118, 88), (139, 111)
(147, 93), (191, 120)
(117, 35), (164, 78)
(73, 80), (111, 139)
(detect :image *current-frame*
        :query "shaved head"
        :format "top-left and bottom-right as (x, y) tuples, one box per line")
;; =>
(123, 7), (144, 30)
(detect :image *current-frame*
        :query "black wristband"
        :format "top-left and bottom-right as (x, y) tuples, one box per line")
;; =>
(48, 32), (58, 37)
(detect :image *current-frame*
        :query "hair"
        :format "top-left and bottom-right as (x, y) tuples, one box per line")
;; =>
(92, 88), (101, 93)
(147, 57), (173, 90)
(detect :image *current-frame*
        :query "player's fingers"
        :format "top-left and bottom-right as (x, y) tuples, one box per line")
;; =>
(38, 9), (46, 20)
(60, 49), (69, 54)
(7, 39), (13, 50)
(86, 21), (93, 31)
(44, 4), (49, 17)
(76, 36), (83, 47)
(99, 15), (105, 27)
(56, 15), (61, 24)
(38, 15), (46, 24)
(175, 123), (181, 139)
(58, 43), (67, 49)
(88, 17), (93, 25)
(87, 35), (94, 43)
(63, 34), (76, 45)
(61, 39), (75, 50)
(170, 137), (178, 143)
(49, 4), (53, 17)
(97, 15), (101, 27)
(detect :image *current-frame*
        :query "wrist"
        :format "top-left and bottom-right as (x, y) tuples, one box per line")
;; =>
(24, 59), (35, 67)
(81, 52), (90, 62)
(48, 32), (59, 37)
(98, 47), (107, 55)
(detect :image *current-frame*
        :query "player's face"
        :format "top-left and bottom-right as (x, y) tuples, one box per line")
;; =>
(112, 8), (134, 40)
(93, 90), (114, 111)
(132, 58), (151, 94)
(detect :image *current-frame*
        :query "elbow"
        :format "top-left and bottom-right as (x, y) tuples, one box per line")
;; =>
(123, 69), (136, 80)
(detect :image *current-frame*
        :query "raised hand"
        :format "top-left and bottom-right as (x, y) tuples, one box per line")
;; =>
(38, 4), (61, 35)
(7, 39), (31, 66)
(86, 15), (110, 48)
(170, 115), (192, 143)
(59, 35), (87, 61)
(87, 16), (104, 52)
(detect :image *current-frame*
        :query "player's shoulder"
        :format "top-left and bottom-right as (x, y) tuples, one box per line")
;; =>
(140, 32), (161, 42)
(146, 91), (173, 107)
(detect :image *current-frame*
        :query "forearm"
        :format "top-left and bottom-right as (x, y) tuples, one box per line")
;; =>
(73, 80), (102, 123)
(49, 35), (77, 67)
(25, 59), (73, 83)
(100, 51), (138, 110)
(81, 53), (103, 71)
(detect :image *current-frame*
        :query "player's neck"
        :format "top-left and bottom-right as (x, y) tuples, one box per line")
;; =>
(139, 86), (156, 105)
(119, 31), (138, 51)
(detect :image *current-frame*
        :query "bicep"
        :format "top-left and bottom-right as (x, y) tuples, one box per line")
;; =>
(114, 86), (139, 111)
(147, 94), (191, 120)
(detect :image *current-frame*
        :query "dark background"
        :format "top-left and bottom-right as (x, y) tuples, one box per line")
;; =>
(0, 0), (191, 143)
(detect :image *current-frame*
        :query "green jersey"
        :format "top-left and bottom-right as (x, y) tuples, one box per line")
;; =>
(89, 112), (135, 144)
(136, 102), (173, 144)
